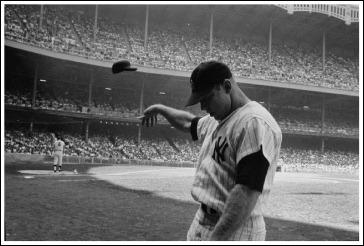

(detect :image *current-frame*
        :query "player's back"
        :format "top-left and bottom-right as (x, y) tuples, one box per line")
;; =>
(54, 140), (65, 152)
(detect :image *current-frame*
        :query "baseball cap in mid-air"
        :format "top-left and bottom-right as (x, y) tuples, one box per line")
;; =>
(112, 60), (137, 74)
(185, 60), (233, 107)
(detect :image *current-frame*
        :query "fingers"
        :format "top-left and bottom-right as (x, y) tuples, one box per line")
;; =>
(138, 115), (158, 127)
(137, 116), (147, 126)
(150, 115), (154, 127)
(138, 115), (152, 127)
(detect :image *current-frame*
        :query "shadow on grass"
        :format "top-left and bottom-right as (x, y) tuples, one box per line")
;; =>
(290, 192), (347, 195)
(265, 217), (358, 241)
(5, 163), (359, 241)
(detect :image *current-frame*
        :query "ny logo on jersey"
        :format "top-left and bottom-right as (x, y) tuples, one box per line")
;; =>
(212, 136), (229, 163)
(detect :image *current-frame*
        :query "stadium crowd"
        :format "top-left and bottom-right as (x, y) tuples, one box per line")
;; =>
(5, 5), (359, 91)
(279, 147), (359, 174)
(4, 126), (359, 174)
(4, 126), (200, 163)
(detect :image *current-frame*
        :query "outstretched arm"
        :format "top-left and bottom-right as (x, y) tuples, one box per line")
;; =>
(140, 104), (195, 133)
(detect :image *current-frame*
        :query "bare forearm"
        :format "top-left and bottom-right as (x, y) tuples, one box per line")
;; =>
(210, 184), (260, 241)
(153, 104), (195, 133)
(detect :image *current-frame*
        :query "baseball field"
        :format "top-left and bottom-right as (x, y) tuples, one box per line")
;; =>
(4, 163), (360, 241)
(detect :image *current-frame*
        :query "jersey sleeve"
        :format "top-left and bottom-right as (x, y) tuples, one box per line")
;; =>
(190, 116), (201, 141)
(235, 147), (269, 193)
(234, 117), (277, 166)
(195, 115), (216, 142)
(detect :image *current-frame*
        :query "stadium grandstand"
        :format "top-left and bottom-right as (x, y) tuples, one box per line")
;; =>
(4, 4), (360, 174)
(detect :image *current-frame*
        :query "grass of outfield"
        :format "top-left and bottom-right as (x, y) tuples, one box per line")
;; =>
(4, 163), (360, 242)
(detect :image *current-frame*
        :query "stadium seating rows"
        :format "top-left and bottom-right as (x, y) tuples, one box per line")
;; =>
(4, 127), (359, 174)
(4, 127), (200, 162)
(4, 5), (359, 91)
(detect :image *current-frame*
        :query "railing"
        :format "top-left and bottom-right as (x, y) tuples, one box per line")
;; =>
(275, 4), (359, 25)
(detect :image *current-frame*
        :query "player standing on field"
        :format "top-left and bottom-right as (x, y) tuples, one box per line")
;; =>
(139, 61), (282, 241)
(51, 132), (65, 173)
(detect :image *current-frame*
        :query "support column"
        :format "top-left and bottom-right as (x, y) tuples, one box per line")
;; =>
(40, 5), (44, 28)
(321, 94), (325, 133)
(321, 138), (325, 153)
(32, 60), (39, 109)
(30, 117), (34, 133)
(138, 77), (145, 146)
(322, 30), (326, 72)
(268, 20), (272, 65)
(85, 120), (90, 143)
(344, 5), (352, 25)
(30, 60), (39, 135)
(144, 5), (149, 51)
(88, 69), (94, 110)
(85, 69), (94, 143)
(209, 6), (214, 57)
(93, 5), (98, 42)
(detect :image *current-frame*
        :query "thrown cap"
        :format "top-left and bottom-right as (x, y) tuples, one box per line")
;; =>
(112, 60), (137, 74)
(185, 61), (232, 107)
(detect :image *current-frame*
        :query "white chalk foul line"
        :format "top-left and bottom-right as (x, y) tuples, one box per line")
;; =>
(17, 168), (195, 178)
(90, 168), (195, 176)
(317, 177), (359, 182)
(58, 179), (95, 182)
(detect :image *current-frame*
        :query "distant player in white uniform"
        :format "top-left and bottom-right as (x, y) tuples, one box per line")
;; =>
(140, 61), (282, 241)
(52, 132), (65, 172)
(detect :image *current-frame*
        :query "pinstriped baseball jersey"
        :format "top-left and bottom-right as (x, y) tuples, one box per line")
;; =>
(53, 140), (65, 166)
(54, 140), (65, 152)
(188, 101), (282, 241)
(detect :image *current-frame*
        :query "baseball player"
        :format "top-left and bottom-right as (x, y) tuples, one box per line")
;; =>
(51, 132), (65, 173)
(140, 61), (282, 241)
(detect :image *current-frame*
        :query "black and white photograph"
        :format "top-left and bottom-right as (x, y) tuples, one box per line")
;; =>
(1, 1), (362, 244)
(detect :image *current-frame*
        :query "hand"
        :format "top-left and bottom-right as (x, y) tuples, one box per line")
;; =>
(138, 105), (161, 127)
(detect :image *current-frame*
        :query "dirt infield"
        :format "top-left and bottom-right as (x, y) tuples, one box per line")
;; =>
(4, 163), (360, 241)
